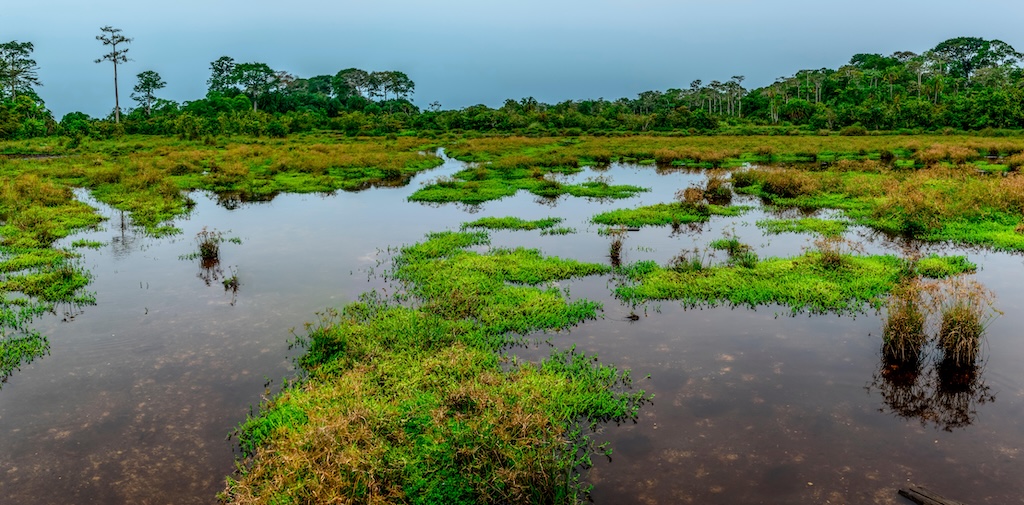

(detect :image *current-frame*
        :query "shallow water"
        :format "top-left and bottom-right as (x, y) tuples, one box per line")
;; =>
(1, 153), (1022, 504)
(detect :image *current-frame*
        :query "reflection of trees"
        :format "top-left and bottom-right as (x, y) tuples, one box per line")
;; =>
(110, 211), (141, 260)
(870, 357), (994, 431)
(215, 190), (279, 210)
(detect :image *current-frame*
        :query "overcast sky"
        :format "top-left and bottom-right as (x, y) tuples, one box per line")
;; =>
(3, 0), (1023, 118)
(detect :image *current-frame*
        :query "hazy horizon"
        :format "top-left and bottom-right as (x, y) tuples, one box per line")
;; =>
(4, 0), (1023, 118)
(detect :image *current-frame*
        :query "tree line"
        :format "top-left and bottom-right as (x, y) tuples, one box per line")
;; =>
(2, 30), (1024, 140)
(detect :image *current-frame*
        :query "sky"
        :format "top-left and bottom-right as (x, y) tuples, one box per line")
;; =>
(3, 0), (1024, 119)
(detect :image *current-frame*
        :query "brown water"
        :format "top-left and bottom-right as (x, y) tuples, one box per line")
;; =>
(1, 153), (1022, 504)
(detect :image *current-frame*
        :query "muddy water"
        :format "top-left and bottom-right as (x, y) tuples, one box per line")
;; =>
(1, 154), (1022, 504)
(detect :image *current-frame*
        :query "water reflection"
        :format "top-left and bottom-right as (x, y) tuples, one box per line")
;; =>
(215, 190), (280, 210)
(870, 358), (995, 432)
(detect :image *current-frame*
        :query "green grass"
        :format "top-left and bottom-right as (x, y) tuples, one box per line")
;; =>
(615, 252), (921, 314)
(224, 231), (646, 504)
(592, 203), (750, 227)
(914, 254), (976, 278)
(461, 216), (563, 231)
(756, 218), (850, 237)
(541, 226), (577, 236)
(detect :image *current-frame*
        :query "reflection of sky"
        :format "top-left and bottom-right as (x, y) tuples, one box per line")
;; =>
(5, 158), (1024, 503)
(5, 0), (1024, 117)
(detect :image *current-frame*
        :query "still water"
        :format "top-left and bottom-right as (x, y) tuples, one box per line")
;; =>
(1, 152), (1022, 504)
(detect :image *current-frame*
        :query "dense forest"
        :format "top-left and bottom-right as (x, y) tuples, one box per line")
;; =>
(2, 34), (1024, 140)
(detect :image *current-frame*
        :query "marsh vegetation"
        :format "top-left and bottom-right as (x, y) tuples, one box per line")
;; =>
(1, 133), (1022, 504)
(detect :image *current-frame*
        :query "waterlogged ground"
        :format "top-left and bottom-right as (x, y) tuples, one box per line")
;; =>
(2, 152), (1023, 504)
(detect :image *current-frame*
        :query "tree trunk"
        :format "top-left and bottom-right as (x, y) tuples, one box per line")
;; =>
(113, 59), (120, 123)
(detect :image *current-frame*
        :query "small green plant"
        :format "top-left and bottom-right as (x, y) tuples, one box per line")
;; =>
(709, 232), (750, 257)
(667, 248), (708, 273)
(731, 250), (759, 269)
(196, 227), (224, 263)
(811, 236), (863, 269)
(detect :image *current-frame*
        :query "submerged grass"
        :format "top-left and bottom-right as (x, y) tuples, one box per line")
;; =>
(223, 231), (646, 504)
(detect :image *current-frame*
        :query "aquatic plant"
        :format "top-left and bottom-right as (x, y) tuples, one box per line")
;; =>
(592, 202), (747, 228)
(935, 278), (998, 367)
(667, 248), (709, 273)
(756, 217), (849, 237)
(882, 279), (929, 364)
(461, 216), (563, 231)
(196, 227), (223, 263)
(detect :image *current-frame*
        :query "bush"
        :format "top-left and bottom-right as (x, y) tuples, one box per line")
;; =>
(839, 125), (868, 136)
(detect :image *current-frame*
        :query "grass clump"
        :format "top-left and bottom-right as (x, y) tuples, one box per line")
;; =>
(935, 278), (997, 367)
(882, 279), (928, 364)
(756, 218), (849, 237)
(914, 254), (976, 278)
(224, 232), (645, 504)
(461, 216), (563, 231)
(612, 249), (968, 315)
(592, 202), (748, 228)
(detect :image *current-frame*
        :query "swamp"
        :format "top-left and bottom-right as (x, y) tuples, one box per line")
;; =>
(1, 134), (1024, 504)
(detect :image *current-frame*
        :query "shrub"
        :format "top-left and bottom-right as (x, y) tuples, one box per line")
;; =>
(839, 125), (868, 136)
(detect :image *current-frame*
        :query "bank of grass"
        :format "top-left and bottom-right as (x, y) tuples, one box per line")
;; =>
(732, 164), (1024, 251)
(223, 231), (646, 504)
(615, 249), (974, 314)
(0, 134), (445, 389)
(1, 134), (444, 234)
(592, 202), (749, 228)
(442, 134), (1024, 169)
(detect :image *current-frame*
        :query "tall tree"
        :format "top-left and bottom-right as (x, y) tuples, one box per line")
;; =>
(131, 70), (165, 117)
(95, 26), (132, 123)
(231, 62), (276, 111)
(931, 37), (1022, 81)
(207, 56), (236, 94)
(334, 68), (370, 98)
(0, 41), (41, 100)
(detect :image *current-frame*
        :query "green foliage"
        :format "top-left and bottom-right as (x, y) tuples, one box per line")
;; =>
(756, 218), (849, 237)
(614, 251), (927, 314)
(914, 254), (976, 278)
(409, 155), (646, 204)
(461, 216), (563, 231)
(225, 232), (645, 504)
(592, 202), (748, 228)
